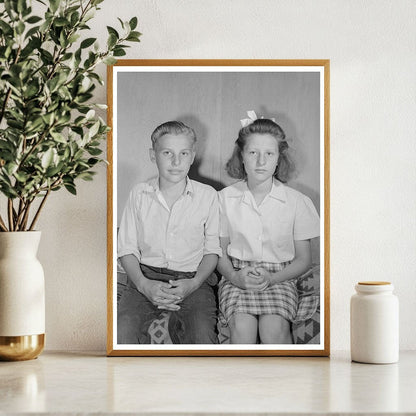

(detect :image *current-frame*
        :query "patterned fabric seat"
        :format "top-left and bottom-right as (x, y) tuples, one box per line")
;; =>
(117, 265), (321, 345)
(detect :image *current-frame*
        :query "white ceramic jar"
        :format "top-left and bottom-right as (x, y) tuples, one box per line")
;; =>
(350, 281), (399, 364)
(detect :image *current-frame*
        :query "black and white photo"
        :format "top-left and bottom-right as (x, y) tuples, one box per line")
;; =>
(107, 60), (330, 356)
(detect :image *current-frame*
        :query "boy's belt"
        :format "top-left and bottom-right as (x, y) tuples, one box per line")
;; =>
(140, 264), (196, 279)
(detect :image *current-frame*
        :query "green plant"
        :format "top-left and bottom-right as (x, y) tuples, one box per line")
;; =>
(0, 0), (140, 231)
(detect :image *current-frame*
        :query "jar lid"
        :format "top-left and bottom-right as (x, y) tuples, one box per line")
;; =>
(358, 281), (391, 285)
(355, 281), (394, 293)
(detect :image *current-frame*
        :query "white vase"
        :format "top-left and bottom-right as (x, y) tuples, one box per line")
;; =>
(0, 231), (45, 360)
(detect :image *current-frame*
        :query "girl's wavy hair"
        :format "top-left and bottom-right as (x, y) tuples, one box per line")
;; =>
(225, 118), (295, 183)
(151, 121), (196, 149)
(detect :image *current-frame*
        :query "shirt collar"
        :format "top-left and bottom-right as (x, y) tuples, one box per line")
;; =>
(228, 178), (287, 203)
(269, 178), (287, 202)
(148, 176), (194, 197)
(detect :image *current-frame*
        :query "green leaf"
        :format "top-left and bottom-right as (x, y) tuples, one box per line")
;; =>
(7, 119), (24, 129)
(87, 147), (102, 156)
(75, 94), (92, 104)
(4, 1), (16, 19)
(48, 76), (60, 92)
(40, 49), (54, 64)
(17, 0), (26, 14)
(59, 29), (67, 47)
(16, 21), (25, 35)
(22, 5), (32, 17)
(107, 33), (117, 49)
(50, 131), (67, 143)
(63, 147), (70, 160)
(86, 109), (95, 120)
(83, 9), (95, 22)
(76, 160), (90, 169)
(49, 0), (60, 13)
(80, 37), (96, 49)
(70, 11), (80, 26)
(103, 56), (117, 65)
(0, 183), (18, 198)
(74, 148), (84, 159)
(68, 33), (80, 44)
(5, 162), (18, 176)
(54, 17), (69, 27)
(0, 141), (14, 152)
(26, 15), (42, 24)
(42, 112), (55, 125)
(64, 183), (77, 195)
(129, 16), (138, 30)
(14, 171), (28, 183)
(88, 120), (100, 138)
(0, 20), (13, 35)
(116, 17), (125, 29)
(57, 85), (71, 100)
(23, 83), (39, 98)
(78, 171), (95, 181)
(45, 165), (62, 177)
(106, 26), (119, 39)
(25, 117), (44, 134)
(113, 47), (126, 57)
(21, 37), (41, 56)
(126, 31), (141, 42)
(41, 148), (54, 169)
(87, 158), (100, 166)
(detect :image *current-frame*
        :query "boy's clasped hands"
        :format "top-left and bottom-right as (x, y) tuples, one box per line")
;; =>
(140, 277), (200, 311)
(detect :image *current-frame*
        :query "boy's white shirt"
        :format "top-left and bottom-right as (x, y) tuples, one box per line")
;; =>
(118, 177), (222, 272)
(218, 179), (320, 263)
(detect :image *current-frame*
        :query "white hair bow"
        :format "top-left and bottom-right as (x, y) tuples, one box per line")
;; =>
(240, 110), (276, 127)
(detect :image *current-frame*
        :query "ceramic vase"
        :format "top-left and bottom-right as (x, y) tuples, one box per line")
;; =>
(0, 231), (45, 360)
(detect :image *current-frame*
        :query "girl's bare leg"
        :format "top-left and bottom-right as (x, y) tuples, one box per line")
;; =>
(258, 314), (292, 344)
(229, 313), (258, 344)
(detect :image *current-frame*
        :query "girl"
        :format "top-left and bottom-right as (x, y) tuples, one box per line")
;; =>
(217, 113), (320, 344)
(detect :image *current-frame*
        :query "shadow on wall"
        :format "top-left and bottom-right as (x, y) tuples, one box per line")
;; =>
(289, 181), (321, 216)
(257, 106), (320, 213)
(179, 113), (225, 191)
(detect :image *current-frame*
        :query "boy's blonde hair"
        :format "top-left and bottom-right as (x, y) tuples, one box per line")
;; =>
(151, 121), (196, 149)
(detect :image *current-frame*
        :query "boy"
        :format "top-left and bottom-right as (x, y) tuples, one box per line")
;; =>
(117, 121), (221, 344)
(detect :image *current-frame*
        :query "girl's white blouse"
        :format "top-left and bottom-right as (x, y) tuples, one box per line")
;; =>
(218, 179), (320, 263)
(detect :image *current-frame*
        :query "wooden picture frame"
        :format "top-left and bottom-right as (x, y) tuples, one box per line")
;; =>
(107, 60), (330, 356)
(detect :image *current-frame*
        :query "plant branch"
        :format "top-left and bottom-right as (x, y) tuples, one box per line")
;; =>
(7, 199), (14, 231)
(20, 199), (33, 231)
(0, 45), (22, 125)
(29, 189), (50, 231)
(0, 213), (8, 231)
(13, 198), (23, 230)
(15, 199), (28, 231)
(18, 120), (58, 169)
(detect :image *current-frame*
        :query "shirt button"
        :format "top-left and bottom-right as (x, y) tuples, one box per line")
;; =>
(258, 236), (262, 241)
(170, 232), (174, 236)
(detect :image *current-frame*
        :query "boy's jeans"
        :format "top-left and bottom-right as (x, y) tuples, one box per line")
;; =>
(117, 264), (218, 344)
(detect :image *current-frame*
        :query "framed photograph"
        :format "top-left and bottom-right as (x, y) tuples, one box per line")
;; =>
(107, 60), (330, 356)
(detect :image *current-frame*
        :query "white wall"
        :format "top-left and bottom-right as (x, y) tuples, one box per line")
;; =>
(36, 0), (416, 351)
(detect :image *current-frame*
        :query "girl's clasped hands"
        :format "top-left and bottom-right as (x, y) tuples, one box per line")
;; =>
(234, 265), (272, 291)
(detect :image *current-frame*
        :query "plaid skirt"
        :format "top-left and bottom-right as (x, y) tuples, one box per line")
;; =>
(219, 258), (318, 325)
